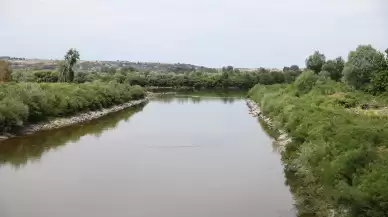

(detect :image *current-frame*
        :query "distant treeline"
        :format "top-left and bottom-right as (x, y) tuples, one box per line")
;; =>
(10, 64), (303, 89)
(0, 56), (26, 60)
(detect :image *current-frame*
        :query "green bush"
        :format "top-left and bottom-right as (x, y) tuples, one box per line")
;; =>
(0, 82), (146, 133)
(33, 70), (59, 82)
(294, 70), (318, 94)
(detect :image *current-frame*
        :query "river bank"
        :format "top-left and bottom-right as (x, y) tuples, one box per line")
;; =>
(248, 82), (388, 217)
(0, 98), (148, 141)
(246, 99), (291, 153)
(0, 83), (146, 134)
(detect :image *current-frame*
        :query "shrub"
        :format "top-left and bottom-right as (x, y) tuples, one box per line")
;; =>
(11, 69), (36, 82)
(33, 70), (59, 82)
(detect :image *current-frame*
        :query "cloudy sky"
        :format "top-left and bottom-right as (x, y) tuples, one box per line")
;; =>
(1, 0), (387, 68)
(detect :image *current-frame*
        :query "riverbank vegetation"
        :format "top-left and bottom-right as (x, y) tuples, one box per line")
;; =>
(0, 82), (145, 134)
(249, 45), (388, 217)
(0, 49), (146, 134)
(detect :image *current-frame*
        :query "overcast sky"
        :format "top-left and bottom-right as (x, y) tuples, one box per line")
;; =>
(1, 0), (387, 68)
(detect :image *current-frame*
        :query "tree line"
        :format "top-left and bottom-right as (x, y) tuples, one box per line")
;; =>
(305, 45), (388, 94)
(6, 48), (304, 89)
(5, 45), (388, 94)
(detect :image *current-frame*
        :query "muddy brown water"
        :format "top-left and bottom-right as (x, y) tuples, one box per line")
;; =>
(0, 94), (296, 217)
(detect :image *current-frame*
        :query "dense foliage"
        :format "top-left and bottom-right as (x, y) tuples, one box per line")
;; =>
(249, 80), (388, 217)
(303, 45), (388, 95)
(0, 82), (145, 133)
(11, 66), (302, 89)
(9, 49), (302, 89)
(249, 45), (388, 217)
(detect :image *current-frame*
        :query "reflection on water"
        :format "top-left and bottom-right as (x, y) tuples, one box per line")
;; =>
(0, 94), (296, 217)
(154, 96), (239, 104)
(0, 104), (146, 168)
(154, 90), (245, 104)
(176, 89), (247, 98)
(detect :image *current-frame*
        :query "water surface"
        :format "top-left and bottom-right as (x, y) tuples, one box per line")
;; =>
(0, 94), (295, 217)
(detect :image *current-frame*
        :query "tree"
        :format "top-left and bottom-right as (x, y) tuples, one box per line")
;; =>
(369, 70), (388, 93)
(120, 66), (136, 74)
(282, 65), (301, 83)
(270, 71), (285, 83)
(283, 66), (290, 72)
(321, 57), (345, 81)
(343, 45), (387, 90)
(258, 72), (274, 85)
(222, 66), (234, 74)
(318, 70), (330, 77)
(60, 48), (80, 82)
(0, 60), (11, 82)
(290, 65), (300, 72)
(284, 70), (300, 83)
(294, 70), (318, 93)
(368, 50), (388, 93)
(107, 67), (117, 74)
(306, 51), (326, 73)
(100, 66), (109, 73)
(114, 73), (126, 83)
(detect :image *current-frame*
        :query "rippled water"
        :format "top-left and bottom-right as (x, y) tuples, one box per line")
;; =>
(0, 94), (295, 217)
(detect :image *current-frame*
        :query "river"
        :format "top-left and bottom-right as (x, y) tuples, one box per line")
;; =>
(0, 93), (296, 217)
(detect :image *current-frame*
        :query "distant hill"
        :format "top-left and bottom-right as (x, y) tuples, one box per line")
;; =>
(4, 57), (219, 73)
(2, 56), (281, 73)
